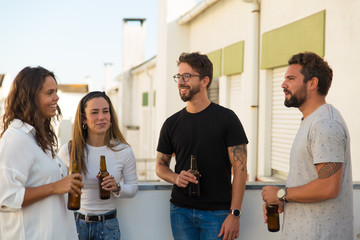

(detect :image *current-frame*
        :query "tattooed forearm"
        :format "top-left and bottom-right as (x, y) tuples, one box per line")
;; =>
(317, 162), (342, 179)
(156, 152), (172, 167)
(230, 144), (247, 173)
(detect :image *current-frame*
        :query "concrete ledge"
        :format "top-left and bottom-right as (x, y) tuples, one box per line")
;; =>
(138, 181), (360, 190)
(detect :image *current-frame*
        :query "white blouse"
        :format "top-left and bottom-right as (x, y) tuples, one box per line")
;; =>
(0, 119), (77, 239)
(58, 141), (138, 215)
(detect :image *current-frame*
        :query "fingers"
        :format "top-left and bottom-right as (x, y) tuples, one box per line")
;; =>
(175, 170), (197, 188)
(278, 203), (284, 213)
(220, 230), (238, 240)
(103, 175), (114, 181)
(218, 225), (224, 238)
(100, 175), (117, 191)
(72, 173), (82, 181)
(70, 184), (82, 196)
(263, 203), (268, 223)
(69, 174), (83, 195)
(262, 186), (281, 205)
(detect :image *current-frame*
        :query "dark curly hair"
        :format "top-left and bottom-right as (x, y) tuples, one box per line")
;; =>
(1, 66), (61, 158)
(288, 52), (333, 96)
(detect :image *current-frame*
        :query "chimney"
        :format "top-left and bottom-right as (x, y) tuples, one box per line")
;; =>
(122, 18), (146, 72)
(104, 62), (114, 91)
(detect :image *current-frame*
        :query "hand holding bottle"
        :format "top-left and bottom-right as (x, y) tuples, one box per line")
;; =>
(188, 155), (200, 198)
(99, 175), (120, 192)
(174, 170), (198, 187)
(263, 203), (284, 232)
(53, 173), (83, 196)
(98, 155), (111, 199)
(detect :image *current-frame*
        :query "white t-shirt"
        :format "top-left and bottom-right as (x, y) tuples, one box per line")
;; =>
(0, 119), (78, 240)
(283, 104), (353, 240)
(58, 141), (138, 215)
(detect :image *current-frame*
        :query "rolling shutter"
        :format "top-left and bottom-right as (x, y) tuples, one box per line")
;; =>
(271, 67), (302, 177)
(208, 78), (219, 104)
(228, 74), (243, 119)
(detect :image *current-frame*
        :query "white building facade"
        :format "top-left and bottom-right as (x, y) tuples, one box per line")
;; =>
(109, 0), (360, 182)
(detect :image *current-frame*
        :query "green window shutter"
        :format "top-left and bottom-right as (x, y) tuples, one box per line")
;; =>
(207, 49), (222, 79)
(142, 92), (148, 106)
(153, 91), (156, 106)
(223, 41), (244, 75)
(261, 10), (325, 69)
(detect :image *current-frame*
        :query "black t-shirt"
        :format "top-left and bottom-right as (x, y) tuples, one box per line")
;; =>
(157, 102), (248, 210)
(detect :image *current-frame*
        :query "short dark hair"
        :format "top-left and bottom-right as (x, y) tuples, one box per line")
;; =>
(288, 52), (333, 96)
(177, 52), (213, 89)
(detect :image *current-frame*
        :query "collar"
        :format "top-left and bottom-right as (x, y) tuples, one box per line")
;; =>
(11, 119), (36, 135)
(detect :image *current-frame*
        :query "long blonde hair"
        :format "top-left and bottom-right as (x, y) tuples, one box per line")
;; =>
(69, 91), (128, 175)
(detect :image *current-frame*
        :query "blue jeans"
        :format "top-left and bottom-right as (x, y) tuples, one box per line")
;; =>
(75, 210), (121, 240)
(170, 203), (228, 240)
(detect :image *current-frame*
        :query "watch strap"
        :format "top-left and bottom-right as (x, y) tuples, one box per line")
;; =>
(280, 187), (288, 202)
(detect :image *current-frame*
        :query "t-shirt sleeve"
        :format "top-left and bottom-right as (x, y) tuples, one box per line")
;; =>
(58, 142), (70, 168)
(310, 119), (347, 164)
(225, 110), (249, 147)
(156, 120), (174, 154)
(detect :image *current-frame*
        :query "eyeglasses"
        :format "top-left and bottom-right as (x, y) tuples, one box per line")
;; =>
(173, 73), (203, 83)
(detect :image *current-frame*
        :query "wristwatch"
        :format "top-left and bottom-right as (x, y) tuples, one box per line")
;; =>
(277, 187), (288, 202)
(115, 182), (121, 193)
(229, 209), (241, 217)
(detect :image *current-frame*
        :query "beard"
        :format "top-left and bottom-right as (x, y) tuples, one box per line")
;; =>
(179, 84), (201, 102)
(284, 85), (307, 108)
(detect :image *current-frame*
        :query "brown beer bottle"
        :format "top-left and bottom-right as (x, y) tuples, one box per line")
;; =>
(188, 155), (200, 198)
(266, 204), (280, 232)
(98, 155), (110, 200)
(67, 158), (81, 210)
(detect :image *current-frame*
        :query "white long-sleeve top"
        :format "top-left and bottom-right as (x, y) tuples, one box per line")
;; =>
(0, 119), (78, 240)
(58, 142), (138, 215)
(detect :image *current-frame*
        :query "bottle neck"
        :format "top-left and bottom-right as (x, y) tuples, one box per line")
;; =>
(100, 156), (107, 172)
(71, 159), (80, 173)
(190, 155), (197, 171)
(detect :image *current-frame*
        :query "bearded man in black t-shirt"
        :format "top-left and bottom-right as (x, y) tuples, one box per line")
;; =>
(156, 52), (248, 240)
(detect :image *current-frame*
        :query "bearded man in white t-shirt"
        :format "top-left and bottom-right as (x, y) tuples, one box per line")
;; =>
(262, 52), (353, 240)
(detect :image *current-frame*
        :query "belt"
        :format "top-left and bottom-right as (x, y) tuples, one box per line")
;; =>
(75, 211), (117, 223)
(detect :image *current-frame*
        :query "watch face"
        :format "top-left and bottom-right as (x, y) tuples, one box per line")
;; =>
(277, 189), (285, 198)
(232, 209), (240, 217)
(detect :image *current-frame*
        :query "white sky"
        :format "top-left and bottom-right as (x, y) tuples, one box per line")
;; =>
(0, 0), (158, 90)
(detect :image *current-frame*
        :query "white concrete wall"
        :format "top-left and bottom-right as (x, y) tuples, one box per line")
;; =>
(116, 183), (360, 240)
(57, 92), (85, 121)
(122, 20), (146, 72)
(155, 0), (196, 147)
(136, 65), (157, 159)
(57, 92), (85, 148)
(188, 0), (251, 52)
(115, 0), (360, 181)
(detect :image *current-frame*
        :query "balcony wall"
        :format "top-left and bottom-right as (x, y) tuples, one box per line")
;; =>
(116, 182), (360, 240)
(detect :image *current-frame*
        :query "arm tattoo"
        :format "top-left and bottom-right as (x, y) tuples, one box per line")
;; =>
(230, 144), (247, 173)
(317, 162), (342, 179)
(157, 152), (172, 167)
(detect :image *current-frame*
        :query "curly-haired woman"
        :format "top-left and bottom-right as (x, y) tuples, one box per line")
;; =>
(0, 66), (82, 239)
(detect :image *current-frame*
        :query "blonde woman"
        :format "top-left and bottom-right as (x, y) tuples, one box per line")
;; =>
(59, 91), (138, 240)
